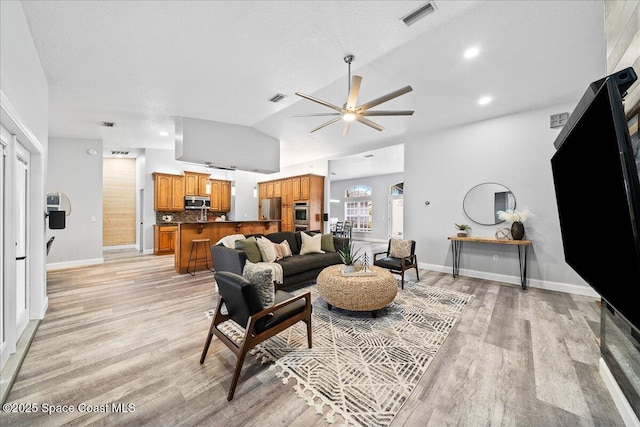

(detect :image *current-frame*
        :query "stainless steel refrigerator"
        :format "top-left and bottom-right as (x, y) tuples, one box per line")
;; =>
(261, 198), (282, 220)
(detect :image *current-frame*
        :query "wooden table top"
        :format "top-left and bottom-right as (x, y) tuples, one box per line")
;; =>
(447, 235), (532, 246)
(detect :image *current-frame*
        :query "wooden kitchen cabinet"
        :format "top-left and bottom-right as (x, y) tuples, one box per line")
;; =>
(258, 174), (324, 232)
(209, 179), (231, 212)
(184, 171), (211, 197)
(153, 172), (184, 212)
(154, 225), (177, 254)
(221, 181), (231, 212)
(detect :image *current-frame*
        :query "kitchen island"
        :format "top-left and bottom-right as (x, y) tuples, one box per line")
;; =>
(174, 220), (280, 274)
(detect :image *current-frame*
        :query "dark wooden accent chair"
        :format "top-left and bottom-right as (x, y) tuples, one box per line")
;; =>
(200, 271), (312, 401)
(373, 239), (419, 289)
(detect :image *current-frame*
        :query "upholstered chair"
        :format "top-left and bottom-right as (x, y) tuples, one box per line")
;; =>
(200, 271), (312, 401)
(373, 239), (419, 289)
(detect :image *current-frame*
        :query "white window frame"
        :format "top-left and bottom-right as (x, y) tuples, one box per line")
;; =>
(344, 185), (372, 232)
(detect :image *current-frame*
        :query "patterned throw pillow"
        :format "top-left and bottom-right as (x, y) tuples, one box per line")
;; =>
(389, 239), (412, 258)
(235, 237), (262, 263)
(242, 261), (275, 307)
(321, 233), (336, 252)
(300, 232), (325, 255)
(273, 240), (293, 259)
(257, 237), (278, 262)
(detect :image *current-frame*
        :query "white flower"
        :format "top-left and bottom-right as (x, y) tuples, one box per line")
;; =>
(497, 209), (531, 223)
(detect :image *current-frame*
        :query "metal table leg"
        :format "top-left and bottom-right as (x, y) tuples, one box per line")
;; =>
(517, 245), (528, 290)
(452, 240), (461, 278)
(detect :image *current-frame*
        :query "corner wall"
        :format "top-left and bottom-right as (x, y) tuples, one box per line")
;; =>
(46, 138), (103, 268)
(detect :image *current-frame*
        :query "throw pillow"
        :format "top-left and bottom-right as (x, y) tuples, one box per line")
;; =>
(273, 240), (293, 259)
(300, 232), (325, 255)
(216, 234), (245, 248)
(257, 237), (278, 263)
(320, 233), (336, 252)
(390, 239), (412, 258)
(235, 237), (262, 263)
(242, 261), (275, 307)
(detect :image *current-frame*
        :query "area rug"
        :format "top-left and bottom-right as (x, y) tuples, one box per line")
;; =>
(210, 281), (473, 427)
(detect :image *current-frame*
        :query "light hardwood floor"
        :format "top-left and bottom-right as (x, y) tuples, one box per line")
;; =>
(2, 243), (624, 426)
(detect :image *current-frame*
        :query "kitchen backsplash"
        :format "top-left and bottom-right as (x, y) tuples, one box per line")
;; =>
(156, 211), (225, 224)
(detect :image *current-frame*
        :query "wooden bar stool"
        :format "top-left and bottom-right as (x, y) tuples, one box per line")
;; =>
(187, 238), (214, 276)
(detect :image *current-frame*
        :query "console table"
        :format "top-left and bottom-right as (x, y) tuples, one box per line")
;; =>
(447, 236), (532, 290)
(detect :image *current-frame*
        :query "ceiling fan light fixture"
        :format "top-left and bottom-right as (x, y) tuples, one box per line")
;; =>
(343, 112), (356, 122)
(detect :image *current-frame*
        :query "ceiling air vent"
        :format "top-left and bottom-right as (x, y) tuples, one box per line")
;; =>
(110, 150), (130, 156)
(101, 121), (115, 127)
(269, 93), (287, 103)
(401, 2), (436, 26)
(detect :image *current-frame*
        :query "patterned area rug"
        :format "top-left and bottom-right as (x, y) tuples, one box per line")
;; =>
(211, 281), (473, 426)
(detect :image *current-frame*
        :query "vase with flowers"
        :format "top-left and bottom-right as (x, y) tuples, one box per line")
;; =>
(497, 209), (531, 240)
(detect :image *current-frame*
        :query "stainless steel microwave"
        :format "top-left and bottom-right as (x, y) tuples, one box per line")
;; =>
(185, 196), (210, 210)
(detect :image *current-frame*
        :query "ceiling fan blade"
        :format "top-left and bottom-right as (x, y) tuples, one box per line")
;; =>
(343, 121), (351, 136)
(295, 92), (343, 113)
(356, 116), (384, 132)
(290, 113), (341, 117)
(357, 85), (413, 111)
(310, 117), (342, 133)
(361, 110), (414, 116)
(346, 75), (362, 110)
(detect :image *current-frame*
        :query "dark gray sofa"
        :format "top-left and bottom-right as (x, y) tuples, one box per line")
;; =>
(211, 231), (349, 290)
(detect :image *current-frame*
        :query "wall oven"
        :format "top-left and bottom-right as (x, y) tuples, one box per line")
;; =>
(293, 202), (309, 224)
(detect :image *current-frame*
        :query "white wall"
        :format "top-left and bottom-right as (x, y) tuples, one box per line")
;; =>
(46, 138), (103, 268)
(330, 173), (404, 242)
(0, 1), (49, 323)
(404, 102), (596, 295)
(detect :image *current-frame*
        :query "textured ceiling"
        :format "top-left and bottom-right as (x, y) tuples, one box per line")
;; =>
(20, 1), (605, 179)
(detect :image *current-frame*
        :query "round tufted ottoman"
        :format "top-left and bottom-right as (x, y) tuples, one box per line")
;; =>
(316, 265), (398, 317)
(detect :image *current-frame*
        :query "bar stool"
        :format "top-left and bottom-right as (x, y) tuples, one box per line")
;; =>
(187, 238), (214, 276)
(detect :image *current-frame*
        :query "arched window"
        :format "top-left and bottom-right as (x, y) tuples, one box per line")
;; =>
(344, 185), (372, 232)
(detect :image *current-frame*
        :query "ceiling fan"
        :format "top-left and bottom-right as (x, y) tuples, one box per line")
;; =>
(293, 55), (414, 136)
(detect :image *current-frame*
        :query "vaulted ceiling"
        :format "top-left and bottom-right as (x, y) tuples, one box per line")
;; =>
(20, 1), (605, 177)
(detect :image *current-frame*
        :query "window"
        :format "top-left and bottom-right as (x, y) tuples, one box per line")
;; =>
(345, 185), (372, 232)
(391, 182), (403, 195)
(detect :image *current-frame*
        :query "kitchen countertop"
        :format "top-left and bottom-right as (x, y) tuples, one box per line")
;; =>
(157, 219), (280, 226)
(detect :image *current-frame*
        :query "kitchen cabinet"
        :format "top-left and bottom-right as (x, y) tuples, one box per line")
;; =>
(184, 171), (211, 197)
(154, 225), (177, 254)
(153, 172), (184, 212)
(221, 181), (231, 212)
(209, 180), (222, 211)
(258, 174), (324, 232)
(209, 179), (231, 212)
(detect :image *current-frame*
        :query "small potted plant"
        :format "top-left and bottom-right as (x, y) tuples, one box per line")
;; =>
(338, 241), (362, 273)
(455, 223), (472, 237)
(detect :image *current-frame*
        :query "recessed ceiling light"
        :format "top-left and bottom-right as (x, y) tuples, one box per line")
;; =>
(159, 131), (168, 136)
(478, 96), (492, 105)
(464, 47), (480, 59)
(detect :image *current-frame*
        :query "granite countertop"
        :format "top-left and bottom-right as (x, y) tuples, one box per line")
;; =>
(157, 219), (280, 226)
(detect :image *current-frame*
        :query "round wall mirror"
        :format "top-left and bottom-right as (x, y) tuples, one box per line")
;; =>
(463, 182), (516, 225)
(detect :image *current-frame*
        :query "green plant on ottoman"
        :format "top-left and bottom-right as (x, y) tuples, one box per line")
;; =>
(337, 241), (362, 273)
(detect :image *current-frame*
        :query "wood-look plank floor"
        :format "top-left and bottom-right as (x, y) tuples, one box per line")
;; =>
(2, 244), (624, 426)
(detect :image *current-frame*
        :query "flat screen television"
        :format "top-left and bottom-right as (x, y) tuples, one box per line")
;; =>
(551, 67), (640, 331)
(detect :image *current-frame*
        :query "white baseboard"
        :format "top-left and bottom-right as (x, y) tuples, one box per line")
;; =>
(600, 358), (640, 427)
(142, 249), (154, 255)
(47, 258), (104, 271)
(103, 244), (137, 251)
(421, 262), (600, 297)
